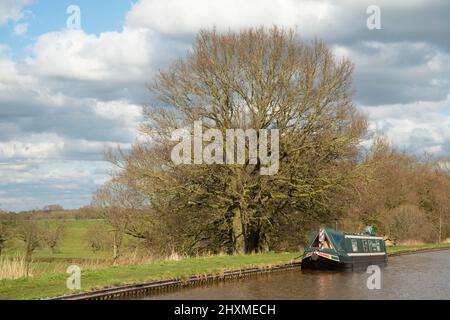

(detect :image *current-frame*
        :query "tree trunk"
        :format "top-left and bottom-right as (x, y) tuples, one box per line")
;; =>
(245, 228), (260, 254)
(112, 230), (123, 264)
(245, 224), (266, 254)
(113, 233), (118, 263)
(232, 208), (245, 254)
(439, 212), (442, 244)
(25, 245), (32, 277)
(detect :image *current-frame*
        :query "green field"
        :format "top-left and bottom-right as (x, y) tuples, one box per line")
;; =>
(3, 219), (121, 276)
(5, 219), (109, 260)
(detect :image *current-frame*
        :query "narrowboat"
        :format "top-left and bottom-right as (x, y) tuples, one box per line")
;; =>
(301, 227), (387, 271)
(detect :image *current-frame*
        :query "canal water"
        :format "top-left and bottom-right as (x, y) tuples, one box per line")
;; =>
(142, 250), (450, 300)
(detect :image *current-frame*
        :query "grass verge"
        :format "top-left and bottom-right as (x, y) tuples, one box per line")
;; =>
(0, 255), (29, 280)
(386, 242), (450, 255)
(0, 252), (298, 300)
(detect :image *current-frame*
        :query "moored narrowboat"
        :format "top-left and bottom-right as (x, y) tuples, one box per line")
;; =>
(301, 227), (387, 271)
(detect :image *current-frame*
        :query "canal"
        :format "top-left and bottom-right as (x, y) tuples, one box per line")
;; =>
(141, 250), (450, 300)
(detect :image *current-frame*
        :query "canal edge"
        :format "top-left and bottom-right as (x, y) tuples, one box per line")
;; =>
(388, 246), (450, 258)
(44, 262), (302, 300)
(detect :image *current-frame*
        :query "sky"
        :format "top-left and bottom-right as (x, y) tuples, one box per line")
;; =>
(0, 0), (449, 212)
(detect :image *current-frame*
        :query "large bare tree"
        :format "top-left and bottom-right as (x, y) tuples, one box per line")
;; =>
(106, 27), (368, 254)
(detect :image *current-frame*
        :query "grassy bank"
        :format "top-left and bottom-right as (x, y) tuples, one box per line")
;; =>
(386, 242), (450, 255)
(2, 242), (450, 300)
(0, 252), (298, 300)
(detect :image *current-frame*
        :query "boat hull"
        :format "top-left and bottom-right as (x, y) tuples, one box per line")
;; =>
(301, 254), (387, 271)
(301, 255), (351, 271)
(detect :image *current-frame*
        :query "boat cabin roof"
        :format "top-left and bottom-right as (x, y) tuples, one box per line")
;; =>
(308, 228), (384, 252)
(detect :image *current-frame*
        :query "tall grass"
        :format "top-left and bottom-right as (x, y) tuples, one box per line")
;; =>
(0, 255), (30, 280)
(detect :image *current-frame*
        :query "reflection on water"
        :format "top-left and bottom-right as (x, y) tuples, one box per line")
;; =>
(142, 251), (450, 300)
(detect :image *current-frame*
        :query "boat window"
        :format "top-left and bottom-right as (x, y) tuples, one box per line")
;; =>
(351, 239), (358, 252)
(362, 240), (369, 252)
(370, 240), (381, 252)
(319, 235), (332, 249)
(331, 232), (343, 248)
(311, 232), (333, 250)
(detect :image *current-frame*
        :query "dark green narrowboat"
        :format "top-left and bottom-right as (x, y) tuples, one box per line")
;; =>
(301, 228), (387, 271)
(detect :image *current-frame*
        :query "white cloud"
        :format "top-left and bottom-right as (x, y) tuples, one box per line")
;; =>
(0, 196), (37, 206)
(0, 133), (65, 159)
(124, 0), (450, 56)
(424, 145), (443, 155)
(64, 139), (133, 158)
(13, 22), (28, 36)
(92, 100), (142, 122)
(362, 97), (450, 120)
(0, 0), (32, 26)
(332, 41), (450, 104)
(0, 57), (35, 94)
(0, 159), (110, 211)
(363, 96), (450, 156)
(26, 28), (155, 82)
(0, 52), (143, 148)
(126, 0), (331, 34)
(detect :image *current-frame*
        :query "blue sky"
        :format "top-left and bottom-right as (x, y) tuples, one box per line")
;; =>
(0, 1), (134, 58)
(0, 0), (450, 212)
